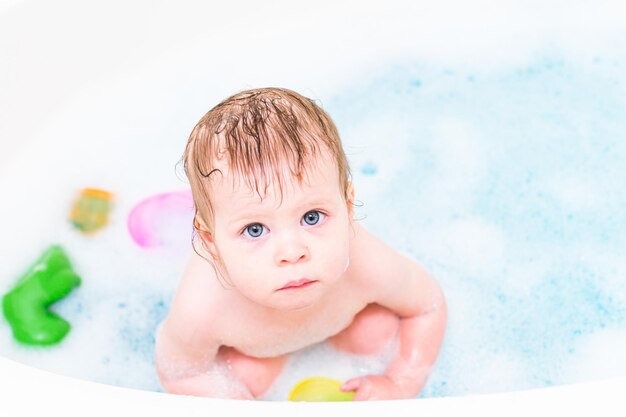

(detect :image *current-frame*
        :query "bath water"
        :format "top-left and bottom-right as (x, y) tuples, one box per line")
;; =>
(2, 1), (626, 400)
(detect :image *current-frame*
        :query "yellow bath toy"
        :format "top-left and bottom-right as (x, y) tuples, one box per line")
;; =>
(288, 377), (355, 402)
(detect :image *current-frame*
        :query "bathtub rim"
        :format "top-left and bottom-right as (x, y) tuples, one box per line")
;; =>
(1, 355), (625, 417)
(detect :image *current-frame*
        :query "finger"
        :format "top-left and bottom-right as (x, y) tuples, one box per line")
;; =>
(340, 378), (361, 392)
(352, 379), (374, 401)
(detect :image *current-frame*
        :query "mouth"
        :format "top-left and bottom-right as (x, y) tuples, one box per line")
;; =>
(277, 278), (318, 291)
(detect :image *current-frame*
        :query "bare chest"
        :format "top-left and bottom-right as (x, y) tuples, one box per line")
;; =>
(220, 296), (367, 358)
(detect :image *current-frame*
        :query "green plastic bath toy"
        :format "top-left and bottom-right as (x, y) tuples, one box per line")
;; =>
(288, 377), (355, 402)
(2, 245), (81, 346)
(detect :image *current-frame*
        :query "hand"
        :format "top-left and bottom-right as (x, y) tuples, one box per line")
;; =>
(340, 375), (405, 401)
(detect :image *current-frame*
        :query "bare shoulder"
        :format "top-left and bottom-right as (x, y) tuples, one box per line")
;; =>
(347, 222), (440, 317)
(347, 222), (418, 284)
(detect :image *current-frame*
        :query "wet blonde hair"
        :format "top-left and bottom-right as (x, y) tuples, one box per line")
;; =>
(182, 87), (352, 237)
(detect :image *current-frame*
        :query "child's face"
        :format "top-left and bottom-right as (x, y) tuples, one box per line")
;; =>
(201, 151), (353, 311)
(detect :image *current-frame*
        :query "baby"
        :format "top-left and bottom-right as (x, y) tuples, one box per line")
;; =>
(155, 87), (447, 400)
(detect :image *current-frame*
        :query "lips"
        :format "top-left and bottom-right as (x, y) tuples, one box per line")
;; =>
(277, 278), (317, 291)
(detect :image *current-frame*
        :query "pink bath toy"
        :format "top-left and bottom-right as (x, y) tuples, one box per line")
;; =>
(127, 190), (195, 248)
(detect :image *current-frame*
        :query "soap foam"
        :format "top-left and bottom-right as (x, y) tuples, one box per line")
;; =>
(2, 2), (626, 400)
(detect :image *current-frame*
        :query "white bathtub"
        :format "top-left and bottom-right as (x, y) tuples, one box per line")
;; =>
(1, 355), (625, 416)
(2, 1), (626, 415)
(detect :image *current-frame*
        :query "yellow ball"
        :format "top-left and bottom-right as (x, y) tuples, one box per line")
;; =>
(288, 377), (355, 402)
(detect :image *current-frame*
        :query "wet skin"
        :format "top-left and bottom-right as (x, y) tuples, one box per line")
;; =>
(219, 303), (400, 397)
(155, 151), (447, 400)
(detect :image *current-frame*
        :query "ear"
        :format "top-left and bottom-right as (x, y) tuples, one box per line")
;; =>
(195, 217), (219, 261)
(346, 181), (355, 219)
(198, 230), (220, 261)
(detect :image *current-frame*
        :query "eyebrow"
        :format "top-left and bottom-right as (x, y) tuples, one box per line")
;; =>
(227, 197), (335, 224)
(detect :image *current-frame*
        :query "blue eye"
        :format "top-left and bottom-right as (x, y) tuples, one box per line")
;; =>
(244, 223), (265, 238)
(302, 210), (325, 226)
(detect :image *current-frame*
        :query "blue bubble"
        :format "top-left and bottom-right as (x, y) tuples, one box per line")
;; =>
(361, 161), (377, 176)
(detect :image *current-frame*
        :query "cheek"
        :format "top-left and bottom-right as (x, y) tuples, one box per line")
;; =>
(220, 243), (256, 274)
(217, 240), (273, 286)
(315, 226), (351, 273)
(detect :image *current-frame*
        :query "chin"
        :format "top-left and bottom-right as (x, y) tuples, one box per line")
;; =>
(269, 296), (317, 311)
(268, 289), (326, 311)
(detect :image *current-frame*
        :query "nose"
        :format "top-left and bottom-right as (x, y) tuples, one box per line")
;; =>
(275, 230), (309, 266)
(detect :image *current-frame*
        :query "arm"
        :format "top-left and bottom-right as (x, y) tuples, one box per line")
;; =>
(154, 253), (254, 400)
(342, 225), (447, 400)
(155, 320), (253, 399)
(380, 271), (446, 398)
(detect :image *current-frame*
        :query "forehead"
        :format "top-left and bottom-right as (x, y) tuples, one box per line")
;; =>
(210, 150), (341, 210)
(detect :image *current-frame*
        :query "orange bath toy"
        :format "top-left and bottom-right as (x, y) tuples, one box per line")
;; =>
(69, 188), (113, 234)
